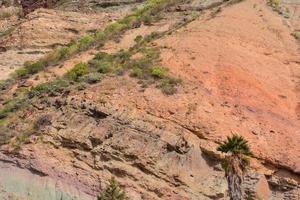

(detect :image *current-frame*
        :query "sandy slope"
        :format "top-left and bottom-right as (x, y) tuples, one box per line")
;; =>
(157, 0), (300, 172)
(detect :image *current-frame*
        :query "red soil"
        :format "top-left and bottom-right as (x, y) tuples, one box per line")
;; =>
(155, 0), (300, 173)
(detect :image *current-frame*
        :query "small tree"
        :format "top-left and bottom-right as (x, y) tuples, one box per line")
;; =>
(98, 177), (128, 200)
(217, 134), (252, 200)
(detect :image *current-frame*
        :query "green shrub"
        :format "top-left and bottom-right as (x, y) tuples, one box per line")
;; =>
(267, 0), (282, 13)
(95, 31), (107, 41)
(78, 35), (95, 50)
(29, 83), (50, 97)
(16, 60), (46, 78)
(151, 66), (167, 78)
(27, 60), (47, 74)
(134, 35), (143, 44)
(95, 52), (110, 60)
(158, 77), (180, 95)
(67, 43), (80, 54)
(42, 42), (79, 65)
(82, 73), (103, 84)
(66, 63), (89, 81)
(97, 61), (113, 74)
(77, 82), (87, 90)
(49, 78), (70, 95)
(11, 132), (30, 151)
(291, 32), (300, 41)
(130, 67), (144, 78)
(144, 32), (162, 44)
(0, 77), (70, 120)
(0, 79), (14, 91)
(141, 14), (154, 25)
(114, 50), (131, 64)
(55, 43), (79, 61)
(0, 0), (184, 123)
(131, 58), (151, 69)
(104, 22), (128, 36)
(56, 47), (71, 60)
(98, 177), (127, 200)
(0, 107), (12, 119)
(0, 125), (14, 145)
(0, 97), (25, 119)
(28, 78), (69, 98)
(115, 66), (125, 76)
(15, 68), (29, 78)
(144, 47), (160, 59)
(119, 15), (140, 28)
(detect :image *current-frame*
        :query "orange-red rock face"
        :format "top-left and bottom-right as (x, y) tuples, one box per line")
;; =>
(0, 0), (300, 199)
(158, 0), (300, 173)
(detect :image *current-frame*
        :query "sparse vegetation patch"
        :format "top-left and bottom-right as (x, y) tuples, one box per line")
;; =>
(158, 77), (181, 95)
(86, 35), (180, 94)
(0, 0), (187, 148)
(66, 62), (89, 81)
(0, 96), (28, 119)
(291, 32), (300, 42)
(4, 0), (183, 84)
(267, 0), (281, 12)
(266, 0), (289, 17)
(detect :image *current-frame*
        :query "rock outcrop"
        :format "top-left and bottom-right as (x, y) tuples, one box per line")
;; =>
(0, 0), (300, 199)
(20, 0), (59, 14)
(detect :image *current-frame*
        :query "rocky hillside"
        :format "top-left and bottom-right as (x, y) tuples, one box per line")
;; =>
(0, 0), (299, 199)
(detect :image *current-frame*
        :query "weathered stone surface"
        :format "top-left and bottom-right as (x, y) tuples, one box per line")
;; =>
(267, 175), (300, 200)
(0, 158), (93, 200)
(1, 94), (298, 199)
(244, 171), (271, 200)
(0, 0), (300, 199)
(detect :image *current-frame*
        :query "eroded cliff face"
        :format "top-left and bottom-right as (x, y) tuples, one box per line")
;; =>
(0, 0), (300, 199)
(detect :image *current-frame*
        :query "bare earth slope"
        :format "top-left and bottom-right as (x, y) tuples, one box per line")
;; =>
(0, 0), (300, 200)
(159, 0), (300, 173)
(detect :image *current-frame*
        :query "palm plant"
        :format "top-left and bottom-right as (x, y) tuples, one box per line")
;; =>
(217, 134), (252, 200)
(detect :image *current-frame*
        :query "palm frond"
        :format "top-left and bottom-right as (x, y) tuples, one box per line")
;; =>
(217, 134), (252, 156)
